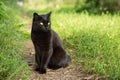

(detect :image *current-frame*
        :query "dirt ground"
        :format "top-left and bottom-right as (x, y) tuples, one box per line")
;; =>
(25, 41), (83, 80)
(24, 41), (103, 80)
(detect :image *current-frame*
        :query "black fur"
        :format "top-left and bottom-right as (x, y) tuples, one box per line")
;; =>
(31, 12), (71, 74)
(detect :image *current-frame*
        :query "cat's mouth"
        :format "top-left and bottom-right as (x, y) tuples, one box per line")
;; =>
(42, 28), (50, 32)
(40, 26), (50, 32)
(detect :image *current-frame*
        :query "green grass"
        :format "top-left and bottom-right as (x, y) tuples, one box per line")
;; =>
(0, 2), (29, 80)
(51, 13), (120, 79)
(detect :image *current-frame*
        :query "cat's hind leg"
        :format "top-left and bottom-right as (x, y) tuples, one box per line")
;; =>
(58, 54), (71, 68)
(48, 47), (71, 70)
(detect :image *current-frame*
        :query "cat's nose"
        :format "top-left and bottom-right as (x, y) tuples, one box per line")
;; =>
(46, 27), (49, 30)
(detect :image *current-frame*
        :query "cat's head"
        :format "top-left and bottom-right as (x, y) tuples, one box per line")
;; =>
(32, 12), (52, 32)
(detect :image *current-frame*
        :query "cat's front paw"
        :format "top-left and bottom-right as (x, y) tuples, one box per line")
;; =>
(35, 67), (40, 71)
(39, 68), (46, 74)
(35, 68), (46, 74)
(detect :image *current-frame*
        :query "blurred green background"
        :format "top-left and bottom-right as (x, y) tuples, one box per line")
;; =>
(0, 0), (120, 80)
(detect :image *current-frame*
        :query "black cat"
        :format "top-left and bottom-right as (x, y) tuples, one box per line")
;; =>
(31, 12), (71, 74)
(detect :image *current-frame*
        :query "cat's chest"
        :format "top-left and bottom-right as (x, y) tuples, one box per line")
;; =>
(37, 34), (52, 51)
(32, 32), (52, 45)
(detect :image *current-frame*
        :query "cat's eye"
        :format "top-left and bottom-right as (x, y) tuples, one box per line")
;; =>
(48, 22), (50, 25)
(40, 22), (43, 25)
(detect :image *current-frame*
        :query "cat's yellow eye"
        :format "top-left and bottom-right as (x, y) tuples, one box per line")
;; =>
(48, 22), (50, 25)
(40, 22), (43, 25)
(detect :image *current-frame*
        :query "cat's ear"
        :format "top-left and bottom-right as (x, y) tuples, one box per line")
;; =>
(47, 11), (52, 18)
(33, 12), (39, 20)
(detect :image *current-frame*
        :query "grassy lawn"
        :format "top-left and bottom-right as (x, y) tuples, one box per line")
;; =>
(51, 13), (120, 79)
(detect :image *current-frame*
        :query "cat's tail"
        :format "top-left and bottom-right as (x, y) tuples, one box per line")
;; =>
(66, 54), (72, 63)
